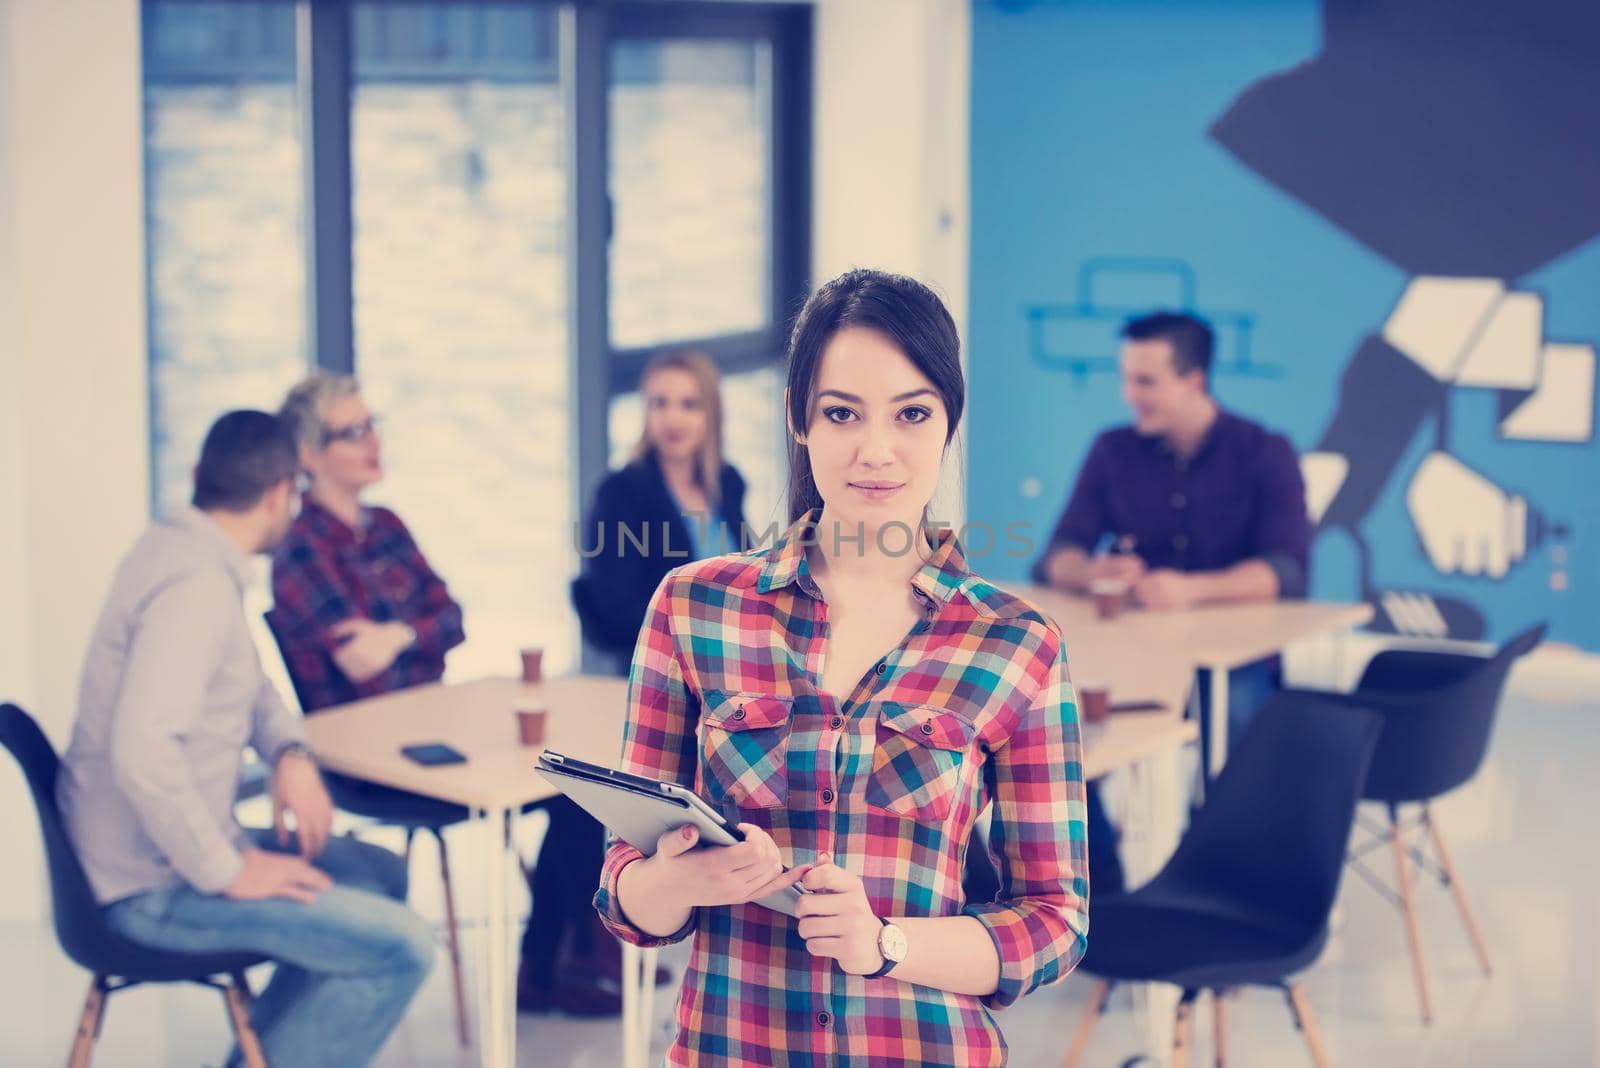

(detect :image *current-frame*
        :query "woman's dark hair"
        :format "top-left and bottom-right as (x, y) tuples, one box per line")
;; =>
(191, 409), (299, 513)
(784, 268), (964, 523)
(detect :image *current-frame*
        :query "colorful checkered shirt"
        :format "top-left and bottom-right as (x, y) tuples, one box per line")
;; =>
(268, 498), (464, 712)
(594, 512), (1089, 1067)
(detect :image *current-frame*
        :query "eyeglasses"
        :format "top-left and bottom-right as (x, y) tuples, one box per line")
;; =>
(321, 416), (381, 447)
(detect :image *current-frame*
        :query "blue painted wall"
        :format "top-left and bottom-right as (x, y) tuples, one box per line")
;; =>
(968, 0), (1600, 649)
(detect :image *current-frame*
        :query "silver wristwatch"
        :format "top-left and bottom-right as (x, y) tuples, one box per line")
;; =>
(273, 740), (315, 766)
(865, 917), (907, 979)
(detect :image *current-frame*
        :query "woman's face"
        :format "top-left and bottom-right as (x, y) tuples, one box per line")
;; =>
(643, 367), (710, 465)
(793, 325), (949, 541)
(303, 392), (383, 494)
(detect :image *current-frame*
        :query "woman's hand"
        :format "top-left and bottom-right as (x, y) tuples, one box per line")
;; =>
(795, 853), (886, 975)
(647, 822), (808, 910)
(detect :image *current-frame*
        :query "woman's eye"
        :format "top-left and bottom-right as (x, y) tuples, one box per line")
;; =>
(901, 406), (932, 424)
(823, 406), (857, 424)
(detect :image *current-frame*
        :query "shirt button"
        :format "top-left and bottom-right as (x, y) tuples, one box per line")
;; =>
(875, 662), (887, 676)
(830, 715), (843, 729)
(921, 722), (935, 735)
(1171, 492), (1186, 509)
(821, 789), (835, 804)
(817, 1012), (831, 1027)
(732, 707), (746, 720)
(1173, 534), (1190, 550)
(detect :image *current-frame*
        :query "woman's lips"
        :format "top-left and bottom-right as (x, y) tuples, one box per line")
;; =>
(849, 482), (904, 501)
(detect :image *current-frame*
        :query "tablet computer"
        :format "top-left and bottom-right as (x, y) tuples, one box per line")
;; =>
(536, 751), (807, 917)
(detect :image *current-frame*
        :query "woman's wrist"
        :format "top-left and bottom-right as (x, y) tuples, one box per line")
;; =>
(617, 852), (693, 936)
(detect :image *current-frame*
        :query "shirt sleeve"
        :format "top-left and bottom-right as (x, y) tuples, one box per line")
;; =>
(108, 570), (247, 895)
(1030, 436), (1113, 583)
(1249, 433), (1312, 598)
(575, 476), (655, 654)
(963, 630), (1090, 1009)
(270, 535), (359, 659)
(593, 570), (704, 947)
(248, 672), (308, 765)
(386, 512), (465, 658)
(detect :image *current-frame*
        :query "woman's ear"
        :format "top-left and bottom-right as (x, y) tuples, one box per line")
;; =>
(784, 387), (806, 445)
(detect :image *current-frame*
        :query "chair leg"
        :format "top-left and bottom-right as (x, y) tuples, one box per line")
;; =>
(1389, 807), (1433, 1024)
(1172, 989), (1198, 1068)
(1285, 983), (1331, 1068)
(1213, 988), (1228, 1068)
(1423, 805), (1492, 977)
(1060, 978), (1111, 1068)
(66, 975), (108, 1068)
(222, 972), (268, 1068)
(433, 827), (472, 1047)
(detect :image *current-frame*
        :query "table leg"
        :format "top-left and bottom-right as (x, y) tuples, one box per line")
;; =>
(622, 942), (639, 1068)
(473, 808), (491, 1068)
(1206, 666), (1230, 779)
(623, 942), (662, 1067)
(1127, 742), (1185, 1067)
(478, 805), (513, 1068)
(1185, 682), (1206, 807)
(503, 806), (522, 1065)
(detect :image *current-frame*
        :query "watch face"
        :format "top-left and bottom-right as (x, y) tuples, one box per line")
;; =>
(880, 923), (909, 963)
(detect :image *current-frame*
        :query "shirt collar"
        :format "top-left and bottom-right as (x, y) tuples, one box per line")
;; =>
(1148, 407), (1233, 468)
(170, 507), (256, 591)
(1189, 407), (1233, 464)
(756, 509), (973, 609)
(300, 494), (368, 544)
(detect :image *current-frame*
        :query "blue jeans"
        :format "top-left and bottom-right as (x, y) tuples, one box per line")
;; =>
(104, 830), (434, 1068)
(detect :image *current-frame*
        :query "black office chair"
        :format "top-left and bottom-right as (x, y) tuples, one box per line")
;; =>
(1284, 622), (1545, 1023)
(260, 613), (475, 1046)
(0, 703), (271, 1068)
(1062, 694), (1383, 1068)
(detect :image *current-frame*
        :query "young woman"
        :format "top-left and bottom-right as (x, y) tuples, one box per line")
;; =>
(571, 349), (748, 675)
(593, 270), (1089, 1066)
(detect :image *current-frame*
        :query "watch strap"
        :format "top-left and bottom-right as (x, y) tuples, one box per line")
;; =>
(864, 916), (898, 979)
(272, 740), (315, 766)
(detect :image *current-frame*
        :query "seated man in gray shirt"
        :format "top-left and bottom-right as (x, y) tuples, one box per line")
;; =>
(57, 410), (434, 1068)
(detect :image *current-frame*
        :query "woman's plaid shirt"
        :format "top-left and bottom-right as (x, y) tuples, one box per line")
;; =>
(594, 512), (1089, 1066)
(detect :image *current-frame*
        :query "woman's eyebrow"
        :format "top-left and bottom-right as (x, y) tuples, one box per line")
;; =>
(816, 388), (937, 404)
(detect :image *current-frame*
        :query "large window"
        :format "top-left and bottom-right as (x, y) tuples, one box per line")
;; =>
(350, 3), (571, 677)
(142, 0), (810, 680)
(143, 1), (308, 516)
(608, 38), (771, 349)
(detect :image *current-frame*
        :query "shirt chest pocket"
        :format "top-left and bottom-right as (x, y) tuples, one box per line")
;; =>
(700, 692), (792, 810)
(866, 703), (974, 823)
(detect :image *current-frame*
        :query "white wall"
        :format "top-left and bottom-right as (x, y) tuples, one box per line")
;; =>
(0, 6), (32, 714)
(811, 0), (970, 524)
(0, 0), (149, 927)
(0, 0), (41, 932)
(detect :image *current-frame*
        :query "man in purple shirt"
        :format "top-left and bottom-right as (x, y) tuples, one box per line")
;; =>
(1031, 311), (1311, 895)
(1031, 311), (1311, 608)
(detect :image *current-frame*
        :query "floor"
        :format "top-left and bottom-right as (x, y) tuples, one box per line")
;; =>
(3, 684), (1596, 1067)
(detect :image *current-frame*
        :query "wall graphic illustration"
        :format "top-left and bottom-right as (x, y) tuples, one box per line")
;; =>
(1208, 0), (1597, 639)
(969, 0), (1600, 650)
